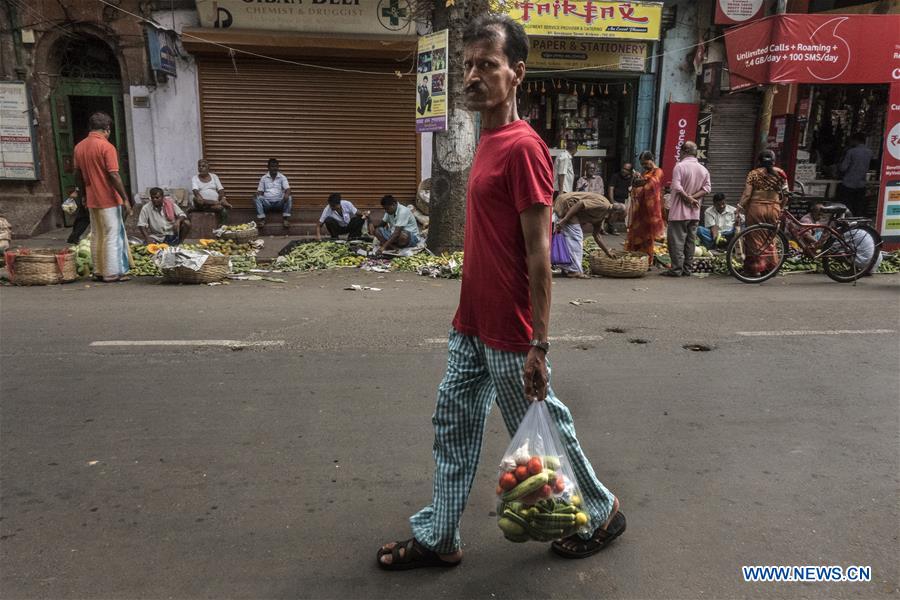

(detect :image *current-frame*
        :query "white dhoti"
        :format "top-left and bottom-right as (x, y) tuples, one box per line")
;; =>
(89, 206), (133, 278)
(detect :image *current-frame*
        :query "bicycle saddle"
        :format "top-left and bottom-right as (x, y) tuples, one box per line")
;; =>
(820, 202), (849, 213)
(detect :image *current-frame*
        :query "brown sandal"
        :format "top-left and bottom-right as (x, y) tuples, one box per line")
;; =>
(550, 511), (626, 559)
(376, 538), (461, 571)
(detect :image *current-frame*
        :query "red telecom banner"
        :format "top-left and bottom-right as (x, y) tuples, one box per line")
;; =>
(724, 14), (900, 90)
(878, 82), (900, 242)
(660, 103), (699, 185)
(715, 0), (767, 26)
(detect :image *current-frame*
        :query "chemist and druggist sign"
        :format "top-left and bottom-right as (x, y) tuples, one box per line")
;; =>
(415, 30), (448, 133)
(196, 0), (414, 36)
(528, 38), (647, 71)
(724, 14), (900, 90)
(502, 1), (662, 40)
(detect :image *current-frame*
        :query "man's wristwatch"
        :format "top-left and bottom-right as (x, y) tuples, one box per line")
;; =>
(529, 339), (550, 353)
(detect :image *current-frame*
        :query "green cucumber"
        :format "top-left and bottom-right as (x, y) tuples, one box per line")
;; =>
(501, 472), (549, 502)
(533, 513), (577, 525)
(497, 517), (526, 537)
(553, 504), (578, 515)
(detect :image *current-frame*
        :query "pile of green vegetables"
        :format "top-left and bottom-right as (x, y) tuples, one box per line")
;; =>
(391, 252), (463, 278)
(229, 255), (257, 273)
(273, 242), (353, 272)
(73, 239), (92, 277)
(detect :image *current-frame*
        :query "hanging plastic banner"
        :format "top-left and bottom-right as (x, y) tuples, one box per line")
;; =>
(415, 30), (448, 133)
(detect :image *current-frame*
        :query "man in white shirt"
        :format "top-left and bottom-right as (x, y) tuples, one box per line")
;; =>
(316, 193), (366, 240)
(553, 141), (577, 197)
(369, 194), (419, 252)
(697, 193), (738, 250)
(254, 158), (292, 228)
(191, 159), (231, 224)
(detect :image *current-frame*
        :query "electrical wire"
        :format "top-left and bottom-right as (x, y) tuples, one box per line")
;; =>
(96, 0), (741, 80)
(96, 0), (416, 77)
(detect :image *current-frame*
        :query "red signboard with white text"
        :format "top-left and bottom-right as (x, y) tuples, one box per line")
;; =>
(715, 0), (767, 26)
(878, 82), (900, 243)
(724, 14), (900, 90)
(660, 102), (699, 186)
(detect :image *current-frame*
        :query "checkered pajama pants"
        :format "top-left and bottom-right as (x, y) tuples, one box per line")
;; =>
(410, 329), (615, 553)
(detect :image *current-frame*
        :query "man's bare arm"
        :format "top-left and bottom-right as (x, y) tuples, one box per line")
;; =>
(520, 204), (552, 402)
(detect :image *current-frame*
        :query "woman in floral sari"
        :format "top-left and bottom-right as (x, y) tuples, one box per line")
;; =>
(625, 151), (665, 262)
(738, 150), (788, 275)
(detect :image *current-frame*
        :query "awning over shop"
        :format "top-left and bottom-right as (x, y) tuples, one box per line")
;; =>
(723, 13), (900, 90)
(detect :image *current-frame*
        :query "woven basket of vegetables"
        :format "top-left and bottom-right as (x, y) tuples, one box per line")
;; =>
(217, 223), (258, 242)
(161, 255), (229, 284)
(588, 251), (649, 278)
(5, 248), (78, 285)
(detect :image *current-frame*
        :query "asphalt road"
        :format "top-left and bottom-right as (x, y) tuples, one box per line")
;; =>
(1, 269), (898, 599)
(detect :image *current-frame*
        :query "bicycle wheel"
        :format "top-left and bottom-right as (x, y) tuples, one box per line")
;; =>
(822, 224), (882, 283)
(725, 224), (787, 284)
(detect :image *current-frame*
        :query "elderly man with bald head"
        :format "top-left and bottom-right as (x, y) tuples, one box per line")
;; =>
(661, 140), (711, 277)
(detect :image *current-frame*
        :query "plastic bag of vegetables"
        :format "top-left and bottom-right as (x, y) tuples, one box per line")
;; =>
(495, 402), (590, 543)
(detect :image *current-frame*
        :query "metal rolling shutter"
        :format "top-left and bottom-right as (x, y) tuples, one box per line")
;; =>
(706, 92), (760, 203)
(197, 56), (416, 210)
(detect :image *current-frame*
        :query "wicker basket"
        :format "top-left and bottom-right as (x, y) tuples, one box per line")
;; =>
(161, 254), (229, 284)
(6, 248), (78, 285)
(217, 225), (258, 242)
(589, 251), (649, 278)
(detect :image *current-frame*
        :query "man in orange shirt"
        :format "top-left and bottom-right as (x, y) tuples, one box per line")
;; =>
(73, 112), (133, 282)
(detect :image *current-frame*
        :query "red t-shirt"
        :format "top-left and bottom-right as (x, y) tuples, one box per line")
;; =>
(452, 120), (553, 353)
(73, 132), (122, 209)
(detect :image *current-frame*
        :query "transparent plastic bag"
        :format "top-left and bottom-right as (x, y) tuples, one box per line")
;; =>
(495, 401), (590, 543)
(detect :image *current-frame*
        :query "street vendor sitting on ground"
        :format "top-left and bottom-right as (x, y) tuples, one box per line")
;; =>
(316, 193), (367, 241)
(138, 187), (191, 245)
(553, 191), (623, 278)
(697, 193), (739, 250)
(369, 194), (419, 252)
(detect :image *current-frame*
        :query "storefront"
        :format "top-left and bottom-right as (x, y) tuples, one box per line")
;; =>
(785, 84), (887, 218)
(724, 12), (900, 246)
(182, 0), (418, 210)
(504, 1), (662, 184)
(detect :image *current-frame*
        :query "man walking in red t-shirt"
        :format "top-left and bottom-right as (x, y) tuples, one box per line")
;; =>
(377, 14), (624, 570)
(73, 112), (133, 282)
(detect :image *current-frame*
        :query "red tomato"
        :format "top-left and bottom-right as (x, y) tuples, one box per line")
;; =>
(499, 472), (518, 491)
(553, 478), (566, 493)
(514, 465), (529, 482)
(539, 485), (553, 498)
(527, 457), (543, 475)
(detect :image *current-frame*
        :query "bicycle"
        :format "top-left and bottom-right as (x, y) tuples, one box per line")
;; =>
(725, 188), (883, 284)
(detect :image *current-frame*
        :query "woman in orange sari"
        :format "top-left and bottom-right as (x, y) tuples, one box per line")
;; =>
(739, 150), (788, 274)
(625, 151), (665, 262)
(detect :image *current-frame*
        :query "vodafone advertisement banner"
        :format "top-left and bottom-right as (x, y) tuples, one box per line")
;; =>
(715, 0), (767, 26)
(660, 103), (699, 185)
(724, 14), (900, 90)
(878, 83), (900, 242)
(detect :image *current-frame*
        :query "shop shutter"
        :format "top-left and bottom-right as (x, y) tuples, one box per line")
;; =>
(706, 92), (760, 204)
(197, 56), (416, 210)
